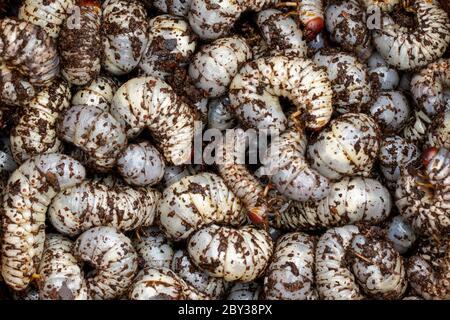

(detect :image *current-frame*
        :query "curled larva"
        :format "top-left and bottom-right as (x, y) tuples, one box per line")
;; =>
(386, 215), (416, 254)
(37, 234), (88, 300)
(18, 0), (75, 38)
(140, 14), (196, 80)
(73, 226), (138, 300)
(71, 76), (118, 110)
(307, 113), (381, 180)
(229, 55), (333, 132)
(10, 80), (71, 163)
(1, 153), (86, 291)
(367, 52), (399, 90)
(158, 172), (246, 241)
(187, 224), (273, 282)
(278, 176), (392, 231)
(59, 0), (102, 86)
(129, 267), (209, 300)
(227, 282), (262, 300)
(428, 109), (450, 149)
(0, 62), (35, 106)
(313, 50), (373, 113)
(48, 178), (161, 237)
(117, 141), (165, 187)
(368, 91), (410, 133)
(188, 36), (252, 98)
(110, 77), (196, 165)
(133, 227), (174, 269)
(171, 249), (228, 299)
(263, 232), (318, 300)
(58, 104), (127, 172)
(101, 0), (149, 75)
(207, 96), (236, 131)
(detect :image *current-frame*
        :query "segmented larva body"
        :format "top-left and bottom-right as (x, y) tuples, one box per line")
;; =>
(401, 110), (432, 144)
(158, 172), (246, 241)
(102, 0), (149, 75)
(0, 62), (35, 106)
(307, 113), (381, 180)
(37, 234), (88, 300)
(172, 249), (228, 299)
(411, 59), (450, 116)
(18, 0), (75, 38)
(396, 148), (450, 238)
(256, 9), (307, 57)
(71, 76), (118, 109)
(59, 0), (102, 86)
(386, 215), (416, 254)
(48, 179), (161, 237)
(371, 0), (450, 70)
(129, 267), (209, 300)
(117, 141), (165, 187)
(279, 177), (392, 230)
(367, 52), (399, 90)
(325, 0), (372, 60)
(230, 55), (333, 132)
(428, 109), (450, 149)
(313, 50), (373, 113)
(140, 14), (196, 80)
(188, 36), (252, 98)
(0, 18), (59, 88)
(188, 224), (274, 282)
(58, 105), (127, 172)
(263, 233), (318, 300)
(133, 227), (174, 269)
(378, 135), (419, 187)
(10, 80), (71, 163)
(369, 91), (410, 133)
(110, 77), (196, 165)
(260, 129), (330, 202)
(227, 282), (262, 300)
(207, 96), (236, 130)
(162, 164), (201, 187)
(1, 154), (86, 291)
(73, 226), (138, 300)
(154, 0), (192, 16)
(407, 239), (450, 300)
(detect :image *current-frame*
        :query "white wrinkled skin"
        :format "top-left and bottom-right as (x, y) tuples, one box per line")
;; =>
(367, 52), (399, 90)
(386, 216), (416, 254)
(0, 62), (35, 106)
(372, 0), (450, 70)
(207, 96), (236, 130)
(411, 59), (450, 116)
(230, 55), (333, 132)
(296, 0), (324, 28)
(428, 109), (450, 149)
(72, 76), (118, 110)
(369, 91), (410, 133)
(162, 164), (201, 187)
(154, 0), (193, 16)
(264, 233), (318, 300)
(402, 110), (432, 144)
(325, 0), (372, 60)
(102, 0), (149, 75)
(227, 282), (261, 300)
(279, 177), (391, 230)
(133, 227), (174, 269)
(110, 77), (195, 165)
(48, 179), (161, 237)
(256, 9), (307, 57)
(316, 225), (364, 300)
(313, 50), (372, 113)
(348, 234), (407, 299)
(379, 135), (419, 186)
(1, 154), (86, 291)
(117, 141), (165, 187)
(129, 267), (209, 300)
(10, 80), (71, 163)
(396, 148), (450, 238)
(188, 224), (273, 282)
(260, 129), (330, 202)
(59, 105), (127, 171)
(38, 234), (88, 300)
(307, 113), (380, 179)
(158, 172), (246, 241)
(140, 15), (196, 80)
(19, 0), (75, 38)
(172, 249), (228, 299)
(73, 226), (138, 300)
(189, 36), (252, 98)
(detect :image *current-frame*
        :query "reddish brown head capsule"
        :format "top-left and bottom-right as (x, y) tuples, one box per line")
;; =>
(248, 207), (269, 229)
(304, 17), (324, 40)
(77, 0), (101, 8)
(422, 147), (439, 167)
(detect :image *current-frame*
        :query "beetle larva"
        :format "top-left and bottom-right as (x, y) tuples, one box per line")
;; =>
(133, 227), (174, 269)
(71, 76), (118, 110)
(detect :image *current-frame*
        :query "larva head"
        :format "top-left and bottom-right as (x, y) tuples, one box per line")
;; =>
(304, 17), (324, 40)
(76, 0), (101, 8)
(248, 207), (269, 229)
(422, 147), (439, 167)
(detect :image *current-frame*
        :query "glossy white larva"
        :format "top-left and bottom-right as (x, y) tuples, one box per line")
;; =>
(369, 91), (410, 133)
(367, 52), (399, 90)
(71, 76), (118, 110)
(386, 215), (416, 254)
(133, 227), (174, 269)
